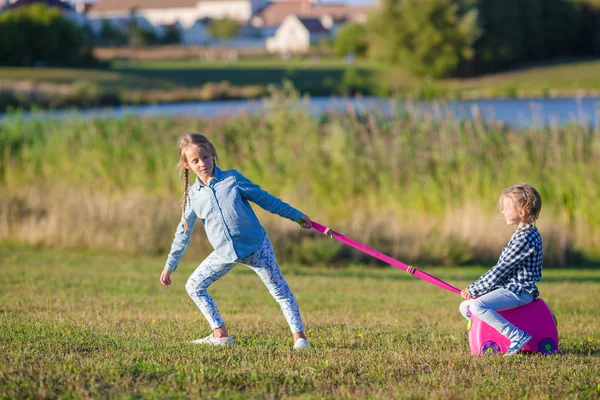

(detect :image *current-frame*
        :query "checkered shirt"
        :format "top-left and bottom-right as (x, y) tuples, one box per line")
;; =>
(468, 223), (543, 298)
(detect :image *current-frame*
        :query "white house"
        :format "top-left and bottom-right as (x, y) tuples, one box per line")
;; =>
(266, 14), (329, 54)
(251, 0), (371, 37)
(87, 0), (267, 27)
(86, 0), (271, 45)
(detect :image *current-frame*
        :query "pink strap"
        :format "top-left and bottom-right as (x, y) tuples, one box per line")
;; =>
(311, 221), (461, 295)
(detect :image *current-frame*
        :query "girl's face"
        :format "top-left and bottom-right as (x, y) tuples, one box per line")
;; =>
(501, 196), (527, 226)
(184, 145), (214, 182)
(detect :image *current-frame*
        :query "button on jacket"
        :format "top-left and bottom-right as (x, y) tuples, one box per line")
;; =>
(165, 167), (304, 271)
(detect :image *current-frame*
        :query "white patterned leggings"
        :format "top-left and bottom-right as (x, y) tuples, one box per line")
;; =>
(185, 235), (305, 333)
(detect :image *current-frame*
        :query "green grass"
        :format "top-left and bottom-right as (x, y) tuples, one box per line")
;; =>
(1, 246), (599, 398)
(0, 67), (176, 91)
(2, 58), (599, 103)
(110, 58), (377, 95)
(121, 58), (375, 70)
(445, 59), (600, 94)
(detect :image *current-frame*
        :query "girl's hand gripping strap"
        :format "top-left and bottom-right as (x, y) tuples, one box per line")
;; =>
(300, 220), (461, 295)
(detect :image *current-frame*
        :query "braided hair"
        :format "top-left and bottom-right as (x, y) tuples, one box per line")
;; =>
(176, 133), (218, 233)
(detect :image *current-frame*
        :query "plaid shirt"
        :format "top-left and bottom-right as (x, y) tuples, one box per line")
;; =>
(468, 223), (543, 298)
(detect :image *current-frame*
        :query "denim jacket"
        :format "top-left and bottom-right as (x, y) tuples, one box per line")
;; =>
(165, 167), (304, 271)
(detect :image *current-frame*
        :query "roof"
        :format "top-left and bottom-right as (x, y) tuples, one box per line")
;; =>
(89, 0), (199, 12)
(254, 0), (372, 27)
(296, 16), (327, 33)
(3, 0), (75, 10)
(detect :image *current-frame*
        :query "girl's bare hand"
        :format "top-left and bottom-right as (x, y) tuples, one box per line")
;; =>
(160, 269), (172, 286)
(299, 214), (312, 229)
(461, 288), (472, 300)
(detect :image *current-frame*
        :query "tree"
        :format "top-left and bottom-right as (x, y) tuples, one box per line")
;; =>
(473, 0), (579, 72)
(333, 23), (368, 57)
(368, 0), (480, 78)
(98, 19), (128, 46)
(161, 24), (181, 44)
(0, 4), (96, 66)
(207, 18), (240, 40)
(128, 21), (159, 46)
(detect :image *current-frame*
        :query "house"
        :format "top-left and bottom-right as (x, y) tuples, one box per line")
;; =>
(88, 0), (267, 25)
(251, 0), (371, 37)
(0, 0), (87, 25)
(68, 0), (97, 14)
(265, 14), (328, 53)
(86, 0), (269, 45)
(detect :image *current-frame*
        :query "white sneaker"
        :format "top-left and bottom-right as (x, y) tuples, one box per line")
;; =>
(191, 334), (233, 346)
(293, 338), (310, 350)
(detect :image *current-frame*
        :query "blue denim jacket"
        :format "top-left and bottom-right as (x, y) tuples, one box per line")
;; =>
(165, 167), (304, 271)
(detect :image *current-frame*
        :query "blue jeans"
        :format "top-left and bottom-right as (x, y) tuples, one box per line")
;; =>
(459, 288), (534, 341)
(185, 235), (305, 333)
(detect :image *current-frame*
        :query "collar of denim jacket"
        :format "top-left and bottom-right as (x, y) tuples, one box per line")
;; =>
(195, 166), (222, 190)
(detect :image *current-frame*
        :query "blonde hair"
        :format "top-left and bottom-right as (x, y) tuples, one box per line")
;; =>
(176, 133), (218, 233)
(498, 184), (542, 223)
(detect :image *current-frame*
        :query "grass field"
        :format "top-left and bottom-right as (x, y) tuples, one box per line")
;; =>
(1, 246), (599, 398)
(125, 57), (600, 94)
(1, 58), (600, 104)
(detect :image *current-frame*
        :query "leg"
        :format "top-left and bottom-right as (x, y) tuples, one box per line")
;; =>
(185, 251), (236, 337)
(239, 235), (306, 337)
(469, 288), (534, 341)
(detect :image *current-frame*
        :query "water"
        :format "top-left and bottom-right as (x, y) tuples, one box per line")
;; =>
(2, 96), (599, 129)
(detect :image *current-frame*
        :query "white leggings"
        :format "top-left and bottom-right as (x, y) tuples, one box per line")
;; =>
(185, 235), (305, 333)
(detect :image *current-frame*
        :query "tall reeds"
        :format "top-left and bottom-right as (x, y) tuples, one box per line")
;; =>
(1, 88), (599, 266)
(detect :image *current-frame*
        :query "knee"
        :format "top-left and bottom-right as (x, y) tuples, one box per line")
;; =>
(459, 301), (471, 318)
(185, 277), (206, 297)
(469, 300), (488, 317)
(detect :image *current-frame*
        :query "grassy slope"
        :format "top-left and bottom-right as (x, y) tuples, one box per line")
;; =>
(1, 58), (599, 96)
(1, 246), (599, 398)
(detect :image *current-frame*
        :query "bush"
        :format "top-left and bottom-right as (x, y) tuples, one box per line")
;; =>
(368, 0), (480, 78)
(0, 4), (97, 67)
(473, 0), (580, 72)
(161, 24), (181, 45)
(207, 18), (240, 39)
(98, 19), (128, 46)
(333, 23), (368, 57)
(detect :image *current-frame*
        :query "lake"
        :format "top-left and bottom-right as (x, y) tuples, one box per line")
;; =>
(2, 96), (599, 129)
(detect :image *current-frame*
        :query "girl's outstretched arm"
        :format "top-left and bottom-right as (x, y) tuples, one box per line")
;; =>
(164, 196), (198, 272)
(234, 170), (304, 222)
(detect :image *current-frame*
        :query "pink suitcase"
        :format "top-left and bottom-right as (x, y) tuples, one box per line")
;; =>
(467, 298), (559, 355)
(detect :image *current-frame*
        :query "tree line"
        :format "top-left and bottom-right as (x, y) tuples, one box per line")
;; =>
(367, 0), (600, 77)
(1, 0), (599, 77)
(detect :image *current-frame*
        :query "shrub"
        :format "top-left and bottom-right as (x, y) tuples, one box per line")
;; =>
(0, 4), (97, 67)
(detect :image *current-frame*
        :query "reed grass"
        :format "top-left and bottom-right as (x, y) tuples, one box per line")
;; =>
(1, 86), (599, 265)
